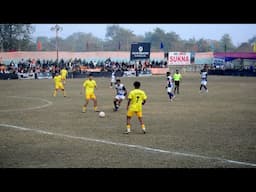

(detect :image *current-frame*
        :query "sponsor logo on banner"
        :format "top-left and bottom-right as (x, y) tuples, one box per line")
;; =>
(168, 52), (191, 65)
(130, 42), (151, 60)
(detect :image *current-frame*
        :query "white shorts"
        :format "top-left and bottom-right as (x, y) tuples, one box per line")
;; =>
(201, 80), (207, 86)
(115, 95), (125, 100)
(167, 87), (173, 93)
(111, 78), (116, 83)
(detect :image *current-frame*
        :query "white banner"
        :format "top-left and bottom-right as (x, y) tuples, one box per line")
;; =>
(168, 52), (191, 65)
(17, 72), (35, 80)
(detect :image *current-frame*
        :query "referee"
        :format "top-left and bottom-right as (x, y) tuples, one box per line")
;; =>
(173, 69), (182, 94)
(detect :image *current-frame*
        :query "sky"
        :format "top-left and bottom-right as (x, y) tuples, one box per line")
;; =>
(32, 24), (256, 46)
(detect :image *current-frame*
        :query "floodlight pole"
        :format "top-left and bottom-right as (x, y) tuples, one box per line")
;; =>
(224, 44), (227, 64)
(51, 24), (62, 66)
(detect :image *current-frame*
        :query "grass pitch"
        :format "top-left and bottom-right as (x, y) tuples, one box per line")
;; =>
(0, 73), (256, 168)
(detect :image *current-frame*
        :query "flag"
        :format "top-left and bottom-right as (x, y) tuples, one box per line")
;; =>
(86, 42), (89, 49)
(37, 41), (42, 51)
(253, 42), (256, 52)
(160, 41), (164, 49)
(118, 41), (121, 50)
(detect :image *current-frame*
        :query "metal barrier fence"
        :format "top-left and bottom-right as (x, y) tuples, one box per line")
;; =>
(0, 71), (124, 80)
(208, 69), (256, 76)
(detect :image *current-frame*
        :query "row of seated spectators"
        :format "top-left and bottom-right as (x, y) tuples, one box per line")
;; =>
(0, 58), (168, 76)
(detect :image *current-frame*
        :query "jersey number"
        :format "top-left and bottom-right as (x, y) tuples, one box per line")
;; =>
(136, 96), (140, 103)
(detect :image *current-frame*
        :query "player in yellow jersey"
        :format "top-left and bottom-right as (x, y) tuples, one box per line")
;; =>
(60, 67), (68, 85)
(125, 81), (147, 134)
(53, 72), (66, 97)
(81, 74), (99, 112)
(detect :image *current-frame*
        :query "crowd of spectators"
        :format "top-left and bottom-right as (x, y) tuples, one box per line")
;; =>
(0, 57), (168, 76)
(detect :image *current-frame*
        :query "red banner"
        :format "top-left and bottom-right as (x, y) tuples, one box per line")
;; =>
(37, 41), (42, 51)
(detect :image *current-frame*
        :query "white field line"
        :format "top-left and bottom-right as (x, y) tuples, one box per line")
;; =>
(0, 123), (256, 167)
(0, 96), (52, 112)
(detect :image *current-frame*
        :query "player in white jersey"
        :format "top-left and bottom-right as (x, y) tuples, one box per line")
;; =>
(113, 79), (127, 111)
(166, 72), (175, 101)
(110, 70), (116, 88)
(199, 67), (208, 93)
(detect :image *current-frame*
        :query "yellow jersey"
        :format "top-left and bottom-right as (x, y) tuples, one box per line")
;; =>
(60, 69), (68, 79)
(54, 75), (62, 84)
(128, 89), (147, 112)
(83, 79), (97, 93)
(173, 73), (182, 81)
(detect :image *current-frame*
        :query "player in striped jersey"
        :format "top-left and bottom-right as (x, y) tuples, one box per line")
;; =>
(166, 72), (175, 101)
(199, 67), (208, 93)
(113, 79), (127, 111)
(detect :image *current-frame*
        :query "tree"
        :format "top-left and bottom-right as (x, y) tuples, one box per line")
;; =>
(36, 32), (103, 52)
(0, 24), (34, 51)
(183, 38), (197, 52)
(105, 25), (137, 51)
(248, 35), (256, 51)
(236, 42), (252, 52)
(164, 31), (182, 51)
(63, 32), (102, 51)
(220, 34), (235, 52)
(144, 29), (182, 51)
(145, 28), (165, 51)
(195, 38), (210, 52)
(248, 35), (256, 45)
(36, 36), (54, 51)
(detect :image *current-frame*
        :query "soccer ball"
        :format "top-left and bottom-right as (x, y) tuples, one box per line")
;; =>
(99, 111), (105, 118)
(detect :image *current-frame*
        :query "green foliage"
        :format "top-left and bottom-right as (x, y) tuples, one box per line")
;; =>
(0, 24), (34, 51)
(2, 24), (255, 52)
(220, 34), (236, 52)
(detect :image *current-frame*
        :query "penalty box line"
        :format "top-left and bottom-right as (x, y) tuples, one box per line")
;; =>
(0, 123), (256, 167)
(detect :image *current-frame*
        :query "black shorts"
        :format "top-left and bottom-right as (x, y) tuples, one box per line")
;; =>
(174, 81), (180, 86)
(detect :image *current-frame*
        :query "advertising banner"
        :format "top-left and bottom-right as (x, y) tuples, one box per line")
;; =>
(168, 52), (191, 65)
(130, 42), (151, 60)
